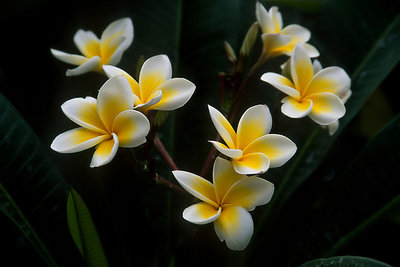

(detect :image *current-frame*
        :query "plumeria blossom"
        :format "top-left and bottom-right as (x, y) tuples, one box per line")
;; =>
(261, 44), (351, 126)
(255, 2), (319, 58)
(103, 55), (196, 112)
(173, 157), (274, 250)
(51, 18), (133, 76)
(208, 104), (296, 175)
(51, 76), (150, 167)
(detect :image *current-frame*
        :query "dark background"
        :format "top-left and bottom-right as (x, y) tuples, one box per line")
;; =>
(1, 0), (399, 266)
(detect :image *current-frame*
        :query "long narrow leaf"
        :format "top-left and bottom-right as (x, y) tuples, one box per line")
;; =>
(67, 188), (109, 267)
(0, 92), (71, 266)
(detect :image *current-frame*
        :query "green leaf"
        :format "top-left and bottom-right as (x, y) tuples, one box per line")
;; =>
(67, 188), (109, 267)
(0, 92), (70, 266)
(300, 256), (392, 267)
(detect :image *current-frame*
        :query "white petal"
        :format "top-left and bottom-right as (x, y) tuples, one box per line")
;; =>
(103, 65), (141, 105)
(232, 153), (270, 175)
(73, 30), (100, 58)
(208, 105), (236, 149)
(149, 78), (196, 111)
(308, 92), (346, 125)
(135, 90), (162, 111)
(281, 24), (311, 43)
(139, 55), (172, 101)
(97, 76), (134, 131)
(61, 97), (107, 134)
(307, 66), (351, 97)
(172, 170), (218, 207)
(312, 59), (323, 74)
(223, 177), (275, 211)
(303, 43), (320, 58)
(212, 157), (246, 204)
(236, 104), (272, 150)
(261, 72), (300, 98)
(243, 134), (297, 168)
(90, 133), (119, 168)
(51, 127), (109, 153)
(112, 110), (150, 147)
(209, 141), (242, 159)
(290, 44), (314, 92)
(50, 49), (88, 65)
(281, 96), (313, 118)
(261, 33), (291, 54)
(213, 206), (253, 251)
(101, 17), (133, 50)
(183, 203), (221, 225)
(255, 2), (275, 33)
(66, 56), (101, 76)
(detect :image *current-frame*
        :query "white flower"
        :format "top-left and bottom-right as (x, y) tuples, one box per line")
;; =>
(51, 18), (133, 76)
(51, 76), (150, 167)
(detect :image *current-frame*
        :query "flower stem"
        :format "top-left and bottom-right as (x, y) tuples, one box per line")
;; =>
(154, 134), (179, 171)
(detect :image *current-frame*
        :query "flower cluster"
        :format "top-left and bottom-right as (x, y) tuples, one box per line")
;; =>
(51, 18), (196, 167)
(51, 1), (351, 252)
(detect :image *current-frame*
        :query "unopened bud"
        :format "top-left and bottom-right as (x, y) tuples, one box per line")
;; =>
(240, 22), (259, 57)
(224, 41), (237, 64)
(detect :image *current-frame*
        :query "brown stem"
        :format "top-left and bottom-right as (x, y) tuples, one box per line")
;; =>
(154, 134), (178, 171)
(154, 173), (187, 194)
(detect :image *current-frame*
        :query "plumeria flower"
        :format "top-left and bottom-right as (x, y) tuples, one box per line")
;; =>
(103, 55), (196, 112)
(51, 76), (150, 167)
(51, 18), (133, 76)
(261, 44), (351, 126)
(208, 104), (296, 175)
(255, 2), (319, 58)
(173, 157), (274, 250)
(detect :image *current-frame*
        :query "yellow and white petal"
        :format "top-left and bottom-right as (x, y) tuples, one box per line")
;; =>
(213, 206), (253, 251)
(103, 65), (141, 103)
(269, 6), (282, 32)
(149, 78), (196, 111)
(97, 76), (134, 132)
(308, 92), (346, 125)
(306, 66), (351, 97)
(303, 43), (320, 58)
(61, 97), (107, 134)
(327, 120), (339, 135)
(136, 90), (162, 111)
(208, 105), (236, 149)
(172, 170), (218, 207)
(236, 105), (272, 150)
(281, 24), (311, 43)
(312, 59), (323, 74)
(73, 30), (100, 58)
(281, 96), (313, 118)
(260, 72), (300, 98)
(261, 33), (291, 54)
(90, 133), (119, 168)
(139, 55), (172, 102)
(183, 203), (221, 225)
(112, 110), (150, 148)
(223, 177), (274, 211)
(209, 141), (242, 159)
(50, 49), (88, 65)
(100, 17), (133, 65)
(66, 56), (101, 76)
(51, 127), (109, 153)
(232, 153), (270, 175)
(255, 2), (275, 33)
(243, 134), (297, 168)
(290, 44), (314, 93)
(213, 157), (246, 204)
